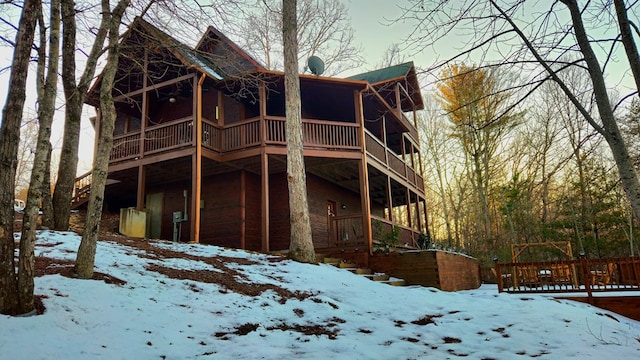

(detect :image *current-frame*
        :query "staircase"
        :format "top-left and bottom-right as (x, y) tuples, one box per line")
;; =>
(322, 257), (406, 286)
(70, 171), (92, 209)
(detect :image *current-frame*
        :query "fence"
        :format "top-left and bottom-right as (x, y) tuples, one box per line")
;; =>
(494, 257), (640, 297)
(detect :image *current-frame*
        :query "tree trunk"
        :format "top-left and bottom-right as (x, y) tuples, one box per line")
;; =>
(0, 0), (39, 315)
(283, 0), (316, 263)
(613, 0), (640, 94)
(17, 0), (60, 315)
(563, 0), (640, 229)
(53, 0), (110, 231)
(74, 0), (130, 278)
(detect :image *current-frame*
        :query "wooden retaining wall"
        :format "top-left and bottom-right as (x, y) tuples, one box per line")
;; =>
(368, 250), (481, 291)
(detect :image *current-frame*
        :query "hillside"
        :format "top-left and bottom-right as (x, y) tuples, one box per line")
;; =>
(2, 230), (640, 359)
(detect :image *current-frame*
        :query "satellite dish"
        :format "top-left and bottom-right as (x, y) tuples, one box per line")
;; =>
(307, 55), (325, 75)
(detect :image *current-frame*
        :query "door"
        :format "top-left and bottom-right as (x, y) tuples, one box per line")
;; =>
(146, 192), (164, 239)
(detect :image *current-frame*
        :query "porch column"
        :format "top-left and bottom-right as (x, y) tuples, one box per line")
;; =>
(355, 89), (372, 255)
(386, 176), (393, 223)
(261, 150), (270, 252)
(190, 73), (205, 243)
(136, 165), (145, 211)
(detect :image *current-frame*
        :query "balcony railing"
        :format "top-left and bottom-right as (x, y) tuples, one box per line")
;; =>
(365, 131), (424, 191)
(109, 117), (421, 192)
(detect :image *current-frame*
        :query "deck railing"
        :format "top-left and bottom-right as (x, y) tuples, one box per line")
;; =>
(144, 117), (193, 154)
(109, 117), (419, 191)
(331, 215), (366, 248)
(364, 131), (424, 190)
(494, 257), (640, 295)
(71, 171), (92, 208)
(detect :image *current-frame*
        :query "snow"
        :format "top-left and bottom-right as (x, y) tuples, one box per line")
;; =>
(2, 230), (640, 359)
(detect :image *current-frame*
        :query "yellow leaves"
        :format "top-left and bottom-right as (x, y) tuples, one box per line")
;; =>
(436, 64), (493, 126)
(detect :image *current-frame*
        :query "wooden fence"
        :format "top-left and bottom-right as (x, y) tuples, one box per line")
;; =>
(494, 257), (640, 296)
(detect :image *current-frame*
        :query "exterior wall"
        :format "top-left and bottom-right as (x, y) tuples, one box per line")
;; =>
(268, 173), (290, 251)
(268, 171), (364, 251)
(199, 171), (242, 248)
(244, 171), (262, 251)
(145, 181), (193, 242)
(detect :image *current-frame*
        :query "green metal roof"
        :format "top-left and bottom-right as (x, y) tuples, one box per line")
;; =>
(347, 62), (414, 84)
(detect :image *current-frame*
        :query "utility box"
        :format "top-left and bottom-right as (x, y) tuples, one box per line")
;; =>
(119, 207), (148, 238)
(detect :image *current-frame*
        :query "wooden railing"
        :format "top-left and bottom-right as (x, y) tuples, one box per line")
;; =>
(364, 131), (423, 190)
(371, 216), (418, 249)
(71, 171), (92, 208)
(265, 117), (360, 149)
(110, 116), (363, 162)
(144, 117), (193, 154)
(111, 132), (141, 161)
(494, 257), (640, 295)
(331, 215), (366, 248)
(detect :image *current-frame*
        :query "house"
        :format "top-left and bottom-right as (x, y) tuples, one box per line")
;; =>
(81, 17), (428, 260)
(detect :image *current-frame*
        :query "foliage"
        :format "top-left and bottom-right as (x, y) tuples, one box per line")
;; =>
(372, 220), (400, 254)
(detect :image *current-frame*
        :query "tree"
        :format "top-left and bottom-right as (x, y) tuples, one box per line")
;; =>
(237, 0), (363, 75)
(16, 0), (61, 314)
(0, 0), (39, 315)
(398, 0), (640, 229)
(436, 64), (521, 250)
(15, 117), (38, 192)
(75, 0), (131, 279)
(51, 0), (113, 230)
(283, 0), (315, 263)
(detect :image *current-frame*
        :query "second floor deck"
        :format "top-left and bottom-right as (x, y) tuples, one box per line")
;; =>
(108, 116), (424, 192)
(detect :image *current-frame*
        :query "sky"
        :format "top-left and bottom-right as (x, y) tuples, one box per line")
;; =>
(2, 229), (640, 359)
(1, 1), (637, 176)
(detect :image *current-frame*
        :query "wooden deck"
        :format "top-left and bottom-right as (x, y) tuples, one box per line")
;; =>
(494, 257), (640, 321)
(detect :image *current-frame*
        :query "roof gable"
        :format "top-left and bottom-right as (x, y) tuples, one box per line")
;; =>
(195, 26), (265, 77)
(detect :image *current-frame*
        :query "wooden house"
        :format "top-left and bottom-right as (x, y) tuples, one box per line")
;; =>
(81, 18), (428, 258)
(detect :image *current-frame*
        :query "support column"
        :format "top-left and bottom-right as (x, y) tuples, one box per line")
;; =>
(355, 89), (372, 256)
(136, 165), (145, 211)
(240, 170), (246, 249)
(261, 150), (270, 252)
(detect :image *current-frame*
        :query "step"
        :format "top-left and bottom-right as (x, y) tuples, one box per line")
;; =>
(352, 268), (373, 275)
(338, 262), (358, 269)
(370, 273), (390, 281)
(383, 277), (406, 286)
(323, 257), (341, 266)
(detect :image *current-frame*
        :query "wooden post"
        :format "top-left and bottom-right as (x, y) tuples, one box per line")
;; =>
(136, 165), (145, 211)
(494, 259), (504, 293)
(355, 89), (372, 258)
(240, 170), (246, 249)
(261, 150), (270, 252)
(190, 73), (206, 243)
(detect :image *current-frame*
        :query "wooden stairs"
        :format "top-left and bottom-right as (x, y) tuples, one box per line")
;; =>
(322, 257), (406, 286)
(71, 171), (92, 210)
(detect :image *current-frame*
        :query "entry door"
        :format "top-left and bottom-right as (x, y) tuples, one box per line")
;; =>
(327, 200), (337, 245)
(146, 192), (164, 239)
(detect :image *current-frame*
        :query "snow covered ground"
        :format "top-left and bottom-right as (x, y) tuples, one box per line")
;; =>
(2, 230), (640, 359)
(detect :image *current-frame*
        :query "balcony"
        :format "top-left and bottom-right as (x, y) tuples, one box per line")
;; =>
(110, 116), (361, 163)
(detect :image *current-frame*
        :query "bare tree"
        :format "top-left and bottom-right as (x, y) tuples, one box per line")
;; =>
(398, 0), (640, 227)
(15, 117), (38, 192)
(436, 64), (521, 248)
(237, 0), (363, 75)
(283, 0), (315, 263)
(0, 0), (39, 316)
(75, 0), (131, 279)
(17, 0), (61, 314)
(52, 0), (113, 230)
